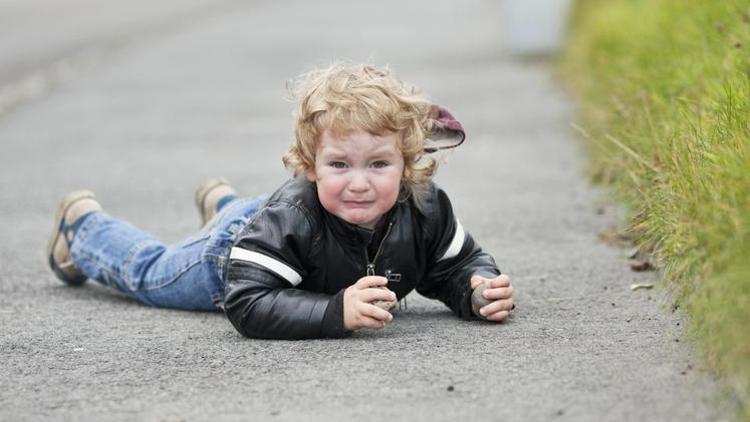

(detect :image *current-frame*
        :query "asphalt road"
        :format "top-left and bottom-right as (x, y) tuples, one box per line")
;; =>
(0, 1), (734, 420)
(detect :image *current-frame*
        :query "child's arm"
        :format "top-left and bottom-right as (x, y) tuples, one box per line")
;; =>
(415, 185), (513, 321)
(224, 202), (348, 340)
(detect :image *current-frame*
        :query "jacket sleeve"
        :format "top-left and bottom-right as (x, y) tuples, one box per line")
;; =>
(415, 186), (501, 320)
(224, 201), (349, 339)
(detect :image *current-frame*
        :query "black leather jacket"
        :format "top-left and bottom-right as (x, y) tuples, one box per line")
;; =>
(223, 177), (500, 339)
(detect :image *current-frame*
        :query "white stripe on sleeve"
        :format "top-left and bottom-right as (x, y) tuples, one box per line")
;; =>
(438, 219), (465, 262)
(230, 247), (303, 286)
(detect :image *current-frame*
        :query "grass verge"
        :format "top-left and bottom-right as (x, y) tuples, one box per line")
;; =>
(561, 0), (750, 417)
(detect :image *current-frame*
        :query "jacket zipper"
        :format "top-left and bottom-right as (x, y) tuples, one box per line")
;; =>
(365, 221), (406, 310)
(365, 221), (393, 276)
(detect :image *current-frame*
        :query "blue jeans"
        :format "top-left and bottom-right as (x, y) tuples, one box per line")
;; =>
(69, 195), (268, 311)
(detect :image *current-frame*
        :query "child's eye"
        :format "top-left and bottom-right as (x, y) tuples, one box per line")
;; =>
(329, 161), (348, 169)
(371, 161), (389, 168)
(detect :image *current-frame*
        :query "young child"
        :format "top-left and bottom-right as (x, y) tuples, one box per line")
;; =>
(47, 63), (515, 340)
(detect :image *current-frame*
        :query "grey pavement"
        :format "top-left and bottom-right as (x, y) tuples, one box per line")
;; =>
(0, 1), (734, 421)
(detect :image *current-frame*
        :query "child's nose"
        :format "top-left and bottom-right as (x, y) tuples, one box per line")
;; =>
(348, 171), (370, 191)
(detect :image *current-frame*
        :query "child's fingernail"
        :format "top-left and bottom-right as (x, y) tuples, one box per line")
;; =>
(480, 308), (487, 316)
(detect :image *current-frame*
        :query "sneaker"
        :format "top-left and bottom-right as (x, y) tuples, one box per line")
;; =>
(194, 177), (238, 227)
(46, 190), (102, 286)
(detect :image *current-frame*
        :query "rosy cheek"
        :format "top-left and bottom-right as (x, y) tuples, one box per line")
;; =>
(385, 188), (400, 207)
(382, 177), (401, 201)
(316, 182), (340, 212)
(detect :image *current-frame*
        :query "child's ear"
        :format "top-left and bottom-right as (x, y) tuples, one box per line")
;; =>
(305, 167), (317, 182)
(402, 166), (413, 181)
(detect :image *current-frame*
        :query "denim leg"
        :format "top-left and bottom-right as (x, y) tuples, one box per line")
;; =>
(68, 195), (268, 311)
(70, 211), (220, 311)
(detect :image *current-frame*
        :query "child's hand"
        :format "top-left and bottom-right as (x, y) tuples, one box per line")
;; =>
(343, 276), (396, 331)
(470, 274), (514, 322)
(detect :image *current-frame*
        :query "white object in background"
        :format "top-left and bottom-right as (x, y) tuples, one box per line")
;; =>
(500, 0), (573, 55)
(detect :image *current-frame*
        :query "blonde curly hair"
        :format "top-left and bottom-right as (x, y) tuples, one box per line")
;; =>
(283, 62), (438, 207)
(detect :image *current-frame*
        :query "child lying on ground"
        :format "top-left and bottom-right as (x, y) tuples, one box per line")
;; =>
(47, 62), (515, 339)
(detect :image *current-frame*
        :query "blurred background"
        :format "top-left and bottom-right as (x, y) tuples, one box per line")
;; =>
(0, 0), (572, 116)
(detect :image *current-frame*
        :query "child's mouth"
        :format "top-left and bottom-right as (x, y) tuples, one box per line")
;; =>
(344, 200), (374, 208)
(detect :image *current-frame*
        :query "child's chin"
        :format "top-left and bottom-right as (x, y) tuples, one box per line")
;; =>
(342, 213), (377, 228)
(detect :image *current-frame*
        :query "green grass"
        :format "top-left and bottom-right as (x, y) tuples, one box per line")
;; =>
(561, 0), (750, 417)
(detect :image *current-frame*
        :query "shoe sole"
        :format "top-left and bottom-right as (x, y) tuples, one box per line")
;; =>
(46, 190), (96, 286)
(194, 177), (231, 226)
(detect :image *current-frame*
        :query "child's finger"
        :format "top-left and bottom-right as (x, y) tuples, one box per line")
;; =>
(483, 286), (514, 300)
(355, 276), (388, 289)
(357, 313), (388, 329)
(361, 317), (387, 329)
(479, 298), (514, 317)
(361, 287), (397, 303)
(485, 310), (510, 322)
(356, 301), (393, 322)
(488, 274), (511, 288)
(470, 274), (486, 289)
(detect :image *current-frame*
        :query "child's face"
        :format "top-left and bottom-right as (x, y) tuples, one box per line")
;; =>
(306, 128), (404, 229)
